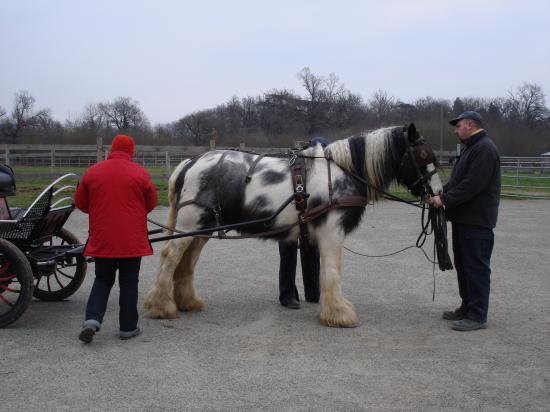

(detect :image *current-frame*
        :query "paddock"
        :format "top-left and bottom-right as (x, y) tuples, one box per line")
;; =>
(1, 199), (548, 411)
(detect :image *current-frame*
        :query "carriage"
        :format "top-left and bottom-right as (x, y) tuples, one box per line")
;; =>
(0, 166), (87, 328)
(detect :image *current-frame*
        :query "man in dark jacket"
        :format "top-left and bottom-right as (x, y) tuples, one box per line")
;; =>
(428, 111), (500, 331)
(75, 135), (157, 343)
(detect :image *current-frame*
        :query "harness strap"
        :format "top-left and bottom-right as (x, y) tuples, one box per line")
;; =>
(410, 167), (438, 189)
(289, 156), (312, 249)
(326, 158), (333, 202)
(245, 154), (265, 183)
(289, 156), (307, 211)
(300, 196), (368, 224)
(213, 152), (231, 238)
(148, 216), (300, 240)
(175, 152), (230, 238)
(177, 199), (209, 211)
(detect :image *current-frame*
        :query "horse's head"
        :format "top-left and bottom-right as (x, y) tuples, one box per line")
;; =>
(396, 123), (443, 198)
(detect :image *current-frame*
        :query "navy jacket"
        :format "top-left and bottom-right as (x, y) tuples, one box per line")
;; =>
(441, 130), (500, 228)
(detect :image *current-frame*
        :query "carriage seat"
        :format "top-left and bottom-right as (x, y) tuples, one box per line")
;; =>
(0, 173), (78, 243)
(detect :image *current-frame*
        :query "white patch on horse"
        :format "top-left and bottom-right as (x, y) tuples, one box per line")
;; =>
(427, 163), (443, 195)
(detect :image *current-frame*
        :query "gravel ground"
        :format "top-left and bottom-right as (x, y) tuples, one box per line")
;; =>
(1, 199), (549, 411)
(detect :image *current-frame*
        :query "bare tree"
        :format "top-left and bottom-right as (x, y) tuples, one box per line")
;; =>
(181, 111), (212, 145)
(224, 95), (244, 132)
(298, 67), (324, 103)
(368, 90), (395, 120)
(81, 103), (106, 131)
(0, 106), (6, 119)
(0, 91), (50, 143)
(507, 83), (546, 125)
(241, 96), (258, 129)
(99, 97), (149, 132)
(259, 89), (305, 135)
(298, 67), (354, 134)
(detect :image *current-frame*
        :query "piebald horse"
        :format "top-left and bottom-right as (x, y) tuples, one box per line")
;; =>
(144, 123), (443, 327)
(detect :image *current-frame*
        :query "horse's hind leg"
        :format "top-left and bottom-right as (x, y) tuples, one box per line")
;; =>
(144, 237), (194, 319)
(317, 233), (359, 328)
(173, 237), (208, 312)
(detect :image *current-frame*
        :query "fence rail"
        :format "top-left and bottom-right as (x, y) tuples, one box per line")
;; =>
(500, 156), (550, 199)
(0, 143), (285, 169)
(1, 145), (549, 199)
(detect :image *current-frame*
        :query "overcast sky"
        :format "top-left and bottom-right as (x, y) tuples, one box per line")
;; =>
(1, 0), (549, 125)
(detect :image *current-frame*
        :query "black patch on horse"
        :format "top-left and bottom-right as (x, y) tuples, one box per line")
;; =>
(174, 156), (200, 206)
(347, 136), (366, 179)
(261, 170), (287, 185)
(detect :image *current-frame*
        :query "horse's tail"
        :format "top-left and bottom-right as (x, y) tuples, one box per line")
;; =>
(165, 158), (192, 235)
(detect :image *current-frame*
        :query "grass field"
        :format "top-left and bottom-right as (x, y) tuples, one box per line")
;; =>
(4, 165), (549, 208)
(7, 166), (170, 207)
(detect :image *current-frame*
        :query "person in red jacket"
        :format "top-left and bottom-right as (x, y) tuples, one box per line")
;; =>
(75, 134), (157, 343)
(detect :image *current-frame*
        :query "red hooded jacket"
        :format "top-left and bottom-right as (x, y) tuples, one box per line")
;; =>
(75, 151), (157, 258)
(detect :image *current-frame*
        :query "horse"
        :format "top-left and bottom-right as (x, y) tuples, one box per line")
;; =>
(144, 123), (443, 328)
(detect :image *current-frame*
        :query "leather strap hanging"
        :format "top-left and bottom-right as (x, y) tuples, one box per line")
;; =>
(289, 156), (311, 250)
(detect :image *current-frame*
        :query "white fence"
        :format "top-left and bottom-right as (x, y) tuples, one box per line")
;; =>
(2, 144), (549, 198)
(500, 156), (550, 199)
(0, 143), (285, 169)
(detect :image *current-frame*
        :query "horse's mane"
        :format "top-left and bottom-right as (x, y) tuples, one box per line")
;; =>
(324, 127), (399, 200)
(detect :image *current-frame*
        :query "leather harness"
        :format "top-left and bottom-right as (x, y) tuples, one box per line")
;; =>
(288, 155), (312, 249)
(177, 151), (369, 240)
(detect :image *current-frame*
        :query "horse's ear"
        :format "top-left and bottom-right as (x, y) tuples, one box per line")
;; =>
(407, 123), (418, 142)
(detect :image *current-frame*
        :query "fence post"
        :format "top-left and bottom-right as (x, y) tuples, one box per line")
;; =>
(516, 159), (520, 189)
(97, 137), (103, 164)
(209, 128), (218, 150)
(51, 146), (55, 170)
(165, 151), (170, 175)
(3, 144), (8, 166)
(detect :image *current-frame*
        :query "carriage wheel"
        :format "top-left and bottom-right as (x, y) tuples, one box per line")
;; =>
(33, 228), (87, 301)
(0, 238), (34, 328)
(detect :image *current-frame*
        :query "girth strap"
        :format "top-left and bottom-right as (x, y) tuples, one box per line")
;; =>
(300, 196), (368, 224)
(245, 154), (265, 183)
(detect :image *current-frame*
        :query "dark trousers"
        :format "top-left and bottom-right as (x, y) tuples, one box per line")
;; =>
(451, 223), (494, 323)
(278, 240), (320, 304)
(85, 257), (141, 332)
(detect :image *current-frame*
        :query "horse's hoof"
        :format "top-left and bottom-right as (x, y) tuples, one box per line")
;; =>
(144, 298), (178, 319)
(178, 297), (204, 312)
(319, 316), (360, 328)
(147, 306), (179, 319)
(319, 308), (360, 328)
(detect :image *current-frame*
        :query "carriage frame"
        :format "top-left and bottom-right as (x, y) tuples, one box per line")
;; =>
(0, 171), (87, 328)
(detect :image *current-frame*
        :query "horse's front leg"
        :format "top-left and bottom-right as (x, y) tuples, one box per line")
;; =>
(173, 237), (208, 312)
(144, 237), (194, 319)
(317, 231), (359, 328)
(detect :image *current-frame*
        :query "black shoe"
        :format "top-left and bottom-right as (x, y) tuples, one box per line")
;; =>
(78, 326), (96, 343)
(120, 327), (141, 340)
(452, 319), (487, 331)
(281, 298), (301, 309)
(442, 308), (466, 321)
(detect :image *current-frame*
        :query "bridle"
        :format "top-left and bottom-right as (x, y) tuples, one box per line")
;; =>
(398, 129), (440, 199)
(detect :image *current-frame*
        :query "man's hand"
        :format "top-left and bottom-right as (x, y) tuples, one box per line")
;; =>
(426, 195), (443, 209)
